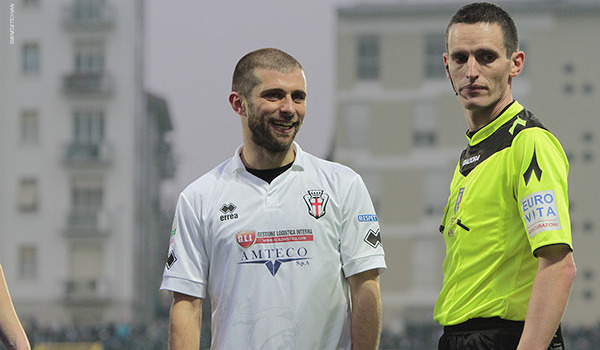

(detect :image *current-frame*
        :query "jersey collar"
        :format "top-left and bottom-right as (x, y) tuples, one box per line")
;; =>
(467, 101), (524, 146)
(231, 142), (306, 174)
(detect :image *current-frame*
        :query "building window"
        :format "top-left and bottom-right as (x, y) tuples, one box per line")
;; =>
(22, 42), (40, 74)
(74, 110), (104, 143)
(19, 245), (38, 279)
(344, 103), (369, 149)
(75, 43), (105, 74)
(357, 35), (380, 81)
(423, 169), (446, 217)
(69, 176), (104, 229)
(569, 198), (575, 213)
(425, 33), (446, 79)
(563, 62), (575, 74)
(414, 131), (437, 147)
(23, 0), (40, 7)
(72, 186), (103, 209)
(74, 0), (106, 21)
(583, 221), (594, 234)
(563, 84), (574, 95)
(413, 99), (437, 148)
(18, 178), (38, 212)
(565, 151), (574, 162)
(20, 110), (39, 145)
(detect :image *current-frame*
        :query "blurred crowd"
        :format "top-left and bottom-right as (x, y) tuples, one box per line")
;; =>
(6, 320), (599, 350)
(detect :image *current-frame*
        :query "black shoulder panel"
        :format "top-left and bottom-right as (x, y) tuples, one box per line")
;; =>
(459, 109), (547, 177)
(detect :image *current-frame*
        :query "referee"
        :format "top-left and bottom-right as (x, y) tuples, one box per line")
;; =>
(435, 3), (576, 350)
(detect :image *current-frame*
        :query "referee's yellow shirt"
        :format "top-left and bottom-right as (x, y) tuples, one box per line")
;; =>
(434, 101), (572, 326)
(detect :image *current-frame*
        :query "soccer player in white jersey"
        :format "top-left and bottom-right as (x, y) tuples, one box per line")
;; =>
(161, 48), (386, 350)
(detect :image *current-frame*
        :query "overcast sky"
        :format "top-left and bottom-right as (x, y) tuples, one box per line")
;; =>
(145, 0), (361, 191)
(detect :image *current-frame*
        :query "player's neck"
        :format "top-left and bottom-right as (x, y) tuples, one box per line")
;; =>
(464, 97), (514, 133)
(240, 144), (296, 170)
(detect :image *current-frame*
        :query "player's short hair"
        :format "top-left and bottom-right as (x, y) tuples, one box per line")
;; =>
(446, 2), (519, 57)
(232, 48), (303, 100)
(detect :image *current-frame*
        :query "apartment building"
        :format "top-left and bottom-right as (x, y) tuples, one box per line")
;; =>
(0, 0), (174, 325)
(335, 1), (600, 330)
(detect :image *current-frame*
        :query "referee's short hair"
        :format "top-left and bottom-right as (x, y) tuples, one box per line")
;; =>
(446, 2), (519, 57)
(232, 48), (303, 100)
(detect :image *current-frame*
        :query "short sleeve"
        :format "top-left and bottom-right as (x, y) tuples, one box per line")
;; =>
(514, 129), (572, 254)
(339, 174), (386, 277)
(160, 193), (209, 298)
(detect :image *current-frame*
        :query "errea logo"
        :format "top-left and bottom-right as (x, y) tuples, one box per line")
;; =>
(220, 203), (239, 221)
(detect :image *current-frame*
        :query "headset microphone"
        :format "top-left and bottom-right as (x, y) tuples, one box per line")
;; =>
(446, 65), (458, 96)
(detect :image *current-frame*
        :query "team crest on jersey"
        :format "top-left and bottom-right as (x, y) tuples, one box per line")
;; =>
(303, 189), (329, 219)
(236, 231), (256, 249)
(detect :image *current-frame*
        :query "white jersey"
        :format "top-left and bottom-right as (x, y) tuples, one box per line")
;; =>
(161, 143), (386, 350)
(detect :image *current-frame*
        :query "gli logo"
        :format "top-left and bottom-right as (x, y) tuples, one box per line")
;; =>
(236, 231), (256, 249)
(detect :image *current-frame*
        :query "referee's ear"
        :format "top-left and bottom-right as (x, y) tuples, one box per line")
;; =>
(229, 91), (247, 117)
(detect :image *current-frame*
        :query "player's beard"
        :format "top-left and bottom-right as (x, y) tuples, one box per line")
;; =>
(246, 104), (300, 154)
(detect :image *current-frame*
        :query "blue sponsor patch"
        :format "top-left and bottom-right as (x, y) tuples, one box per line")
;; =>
(520, 190), (561, 238)
(358, 214), (378, 222)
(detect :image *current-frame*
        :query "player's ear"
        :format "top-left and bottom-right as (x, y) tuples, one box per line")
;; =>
(443, 53), (450, 78)
(229, 91), (246, 117)
(510, 50), (525, 78)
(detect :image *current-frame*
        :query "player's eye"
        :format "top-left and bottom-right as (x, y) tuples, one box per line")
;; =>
(263, 91), (283, 101)
(480, 53), (497, 64)
(292, 92), (306, 103)
(452, 54), (467, 64)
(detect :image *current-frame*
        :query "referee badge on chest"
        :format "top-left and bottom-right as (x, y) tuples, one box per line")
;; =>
(303, 189), (329, 219)
(455, 187), (465, 214)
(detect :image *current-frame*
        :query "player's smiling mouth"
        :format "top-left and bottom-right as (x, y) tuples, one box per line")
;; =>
(272, 120), (295, 132)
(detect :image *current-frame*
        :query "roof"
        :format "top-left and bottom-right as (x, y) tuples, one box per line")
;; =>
(338, 0), (600, 18)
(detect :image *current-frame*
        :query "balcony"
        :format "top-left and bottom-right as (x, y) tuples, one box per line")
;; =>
(158, 142), (176, 179)
(63, 141), (112, 166)
(63, 72), (114, 96)
(64, 208), (111, 238)
(63, 277), (110, 305)
(62, 0), (115, 30)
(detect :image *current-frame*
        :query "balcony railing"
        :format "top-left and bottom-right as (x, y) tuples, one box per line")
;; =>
(63, 72), (114, 96)
(64, 208), (110, 237)
(158, 142), (176, 179)
(64, 141), (112, 165)
(62, 0), (115, 30)
(63, 277), (110, 304)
